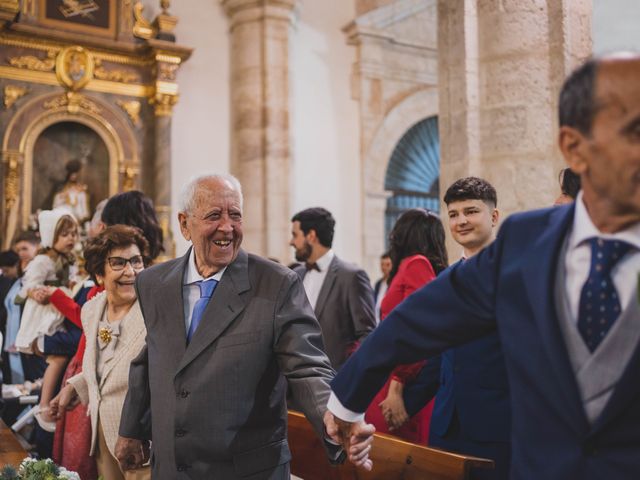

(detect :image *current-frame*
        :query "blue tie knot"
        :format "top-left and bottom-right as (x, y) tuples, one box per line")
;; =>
(198, 279), (218, 299)
(588, 238), (633, 275)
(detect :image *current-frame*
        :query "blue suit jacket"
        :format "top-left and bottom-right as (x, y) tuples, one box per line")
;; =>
(404, 331), (510, 443)
(332, 205), (640, 479)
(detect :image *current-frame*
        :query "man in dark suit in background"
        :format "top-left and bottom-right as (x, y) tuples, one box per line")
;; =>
(395, 177), (510, 480)
(290, 208), (376, 370)
(0, 250), (19, 383)
(115, 175), (373, 479)
(326, 54), (640, 479)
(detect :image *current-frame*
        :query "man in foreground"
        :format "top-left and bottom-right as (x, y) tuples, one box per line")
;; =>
(327, 54), (640, 478)
(115, 175), (373, 479)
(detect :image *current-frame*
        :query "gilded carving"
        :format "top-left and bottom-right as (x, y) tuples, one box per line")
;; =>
(3, 150), (21, 208)
(151, 92), (178, 116)
(133, 2), (156, 39)
(94, 59), (140, 83)
(44, 92), (102, 115)
(21, 0), (35, 15)
(122, 0), (134, 32)
(116, 99), (141, 126)
(158, 63), (178, 82)
(56, 46), (94, 91)
(0, 0), (19, 14)
(122, 166), (138, 191)
(3, 84), (29, 108)
(9, 51), (56, 71)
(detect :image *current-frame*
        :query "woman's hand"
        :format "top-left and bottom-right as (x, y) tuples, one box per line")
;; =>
(50, 384), (79, 419)
(379, 379), (409, 430)
(28, 287), (55, 305)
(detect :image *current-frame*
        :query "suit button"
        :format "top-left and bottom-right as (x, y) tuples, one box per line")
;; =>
(177, 464), (187, 472)
(178, 389), (190, 398)
(176, 429), (186, 437)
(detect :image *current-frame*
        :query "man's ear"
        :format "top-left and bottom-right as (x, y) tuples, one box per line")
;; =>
(306, 229), (318, 244)
(178, 212), (191, 242)
(558, 126), (588, 175)
(491, 209), (500, 227)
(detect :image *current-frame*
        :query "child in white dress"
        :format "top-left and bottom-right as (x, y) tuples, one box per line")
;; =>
(15, 208), (78, 431)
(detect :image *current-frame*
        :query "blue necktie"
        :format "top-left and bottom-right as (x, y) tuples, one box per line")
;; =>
(186, 279), (218, 343)
(577, 238), (633, 352)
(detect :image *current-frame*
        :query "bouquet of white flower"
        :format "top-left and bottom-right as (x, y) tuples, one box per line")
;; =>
(0, 457), (80, 480)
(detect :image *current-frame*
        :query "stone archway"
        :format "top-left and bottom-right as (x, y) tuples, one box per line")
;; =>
(361, 87), (438, 275)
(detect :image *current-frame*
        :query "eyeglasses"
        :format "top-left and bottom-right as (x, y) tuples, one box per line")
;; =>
(107, 255), (144, 271)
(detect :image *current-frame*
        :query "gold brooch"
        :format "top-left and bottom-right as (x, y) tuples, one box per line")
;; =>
(98, 327), (112, 345)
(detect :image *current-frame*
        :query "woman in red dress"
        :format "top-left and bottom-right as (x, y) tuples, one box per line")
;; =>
(365, 209), (448, 444)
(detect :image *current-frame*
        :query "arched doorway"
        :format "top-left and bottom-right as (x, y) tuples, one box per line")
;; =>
(384, 116), (440, 245)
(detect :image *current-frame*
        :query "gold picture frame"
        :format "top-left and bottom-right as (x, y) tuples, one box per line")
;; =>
(39, 0), (117, 38)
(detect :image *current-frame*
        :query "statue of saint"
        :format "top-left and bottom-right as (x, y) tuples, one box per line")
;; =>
(52, 160), (90, 223)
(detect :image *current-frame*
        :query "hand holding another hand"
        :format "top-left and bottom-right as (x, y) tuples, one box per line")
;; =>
(324, 411), (375, 471)
(115, 436), (149, 471)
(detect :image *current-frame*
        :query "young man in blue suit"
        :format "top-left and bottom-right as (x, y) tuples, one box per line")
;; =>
(384, 177), (510, 480)
(324, 54), (640, 479)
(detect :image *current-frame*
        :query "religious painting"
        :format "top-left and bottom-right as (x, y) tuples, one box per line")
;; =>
(39, 0), (117, 37)
(32, 121), (109, 226)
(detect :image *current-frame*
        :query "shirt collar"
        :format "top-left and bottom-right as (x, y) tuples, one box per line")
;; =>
(570, 191), (640, 250)
(315, 249), (335, 272)
(184, 247), (226, 285)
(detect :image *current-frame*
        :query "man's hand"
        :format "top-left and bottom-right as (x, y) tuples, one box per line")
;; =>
(324, 411), (375, 471)
(115, 436), (149, 471)
(379, 379), (409, 430)
(50, 384), (79, 419)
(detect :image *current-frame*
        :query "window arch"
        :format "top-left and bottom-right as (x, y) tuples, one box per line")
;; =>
(384, 115), (440, 245)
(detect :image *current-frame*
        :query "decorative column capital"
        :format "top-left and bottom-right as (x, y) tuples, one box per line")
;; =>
(221, 0), (300, 27)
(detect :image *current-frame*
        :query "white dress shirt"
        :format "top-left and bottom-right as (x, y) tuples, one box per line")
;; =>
(302, 250), (334, 310)
(328, 193), (640, 422)
(182, 248), (226, 335)
(564, 192), (640, 324)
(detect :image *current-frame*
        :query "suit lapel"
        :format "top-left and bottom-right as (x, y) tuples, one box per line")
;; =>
(84, 293), (105, 392)
(99, 301), (145, 389)
(176, 250), (250, 375)
(154, 251), (190, 370)
(314, 256), (338, 319)
(520, 205), (589, 433)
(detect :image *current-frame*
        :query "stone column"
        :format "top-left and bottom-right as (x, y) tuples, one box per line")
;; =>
(437, 0), (591, 254)
(151, 52), (182, 261)
(221, 0), (298, 261)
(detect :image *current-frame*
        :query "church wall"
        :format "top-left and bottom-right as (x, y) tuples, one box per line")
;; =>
(593, 0), (640, 53)
(290, 0), (362, 264)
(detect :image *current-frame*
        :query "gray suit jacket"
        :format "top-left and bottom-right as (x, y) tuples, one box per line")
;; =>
(119, 249), (335, 480)
(294, 256), (376, 370)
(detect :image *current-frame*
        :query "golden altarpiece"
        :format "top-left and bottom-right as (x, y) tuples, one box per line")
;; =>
(0, 0), (191, 257)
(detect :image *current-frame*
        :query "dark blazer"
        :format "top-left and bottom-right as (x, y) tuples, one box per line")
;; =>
(294, 256), (376, 370)
(120, 249), (336, 480)
(404, 332), (510, 443)
(332, 205), (640, 479)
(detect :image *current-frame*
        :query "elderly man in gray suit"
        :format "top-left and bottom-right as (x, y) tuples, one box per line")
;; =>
(290, 208), (376, 371)
(114, 175), (374, 479)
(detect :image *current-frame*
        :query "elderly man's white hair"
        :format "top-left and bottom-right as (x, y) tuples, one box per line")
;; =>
(179, 174), (243, 214)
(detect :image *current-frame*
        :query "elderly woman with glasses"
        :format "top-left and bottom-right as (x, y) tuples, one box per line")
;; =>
(50, 225), (150, 480)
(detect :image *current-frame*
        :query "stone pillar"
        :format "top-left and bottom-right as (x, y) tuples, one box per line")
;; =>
(151, 52), (182, 261)
(221, 0), (298, 261)
(437, 0), (591, 254)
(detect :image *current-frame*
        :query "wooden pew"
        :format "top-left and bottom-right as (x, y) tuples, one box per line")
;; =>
(288, 410), (493, 480)
(0, 419), (28, 467)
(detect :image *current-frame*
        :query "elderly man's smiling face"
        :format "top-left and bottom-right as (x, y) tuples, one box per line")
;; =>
(178, 177), (243, 277)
